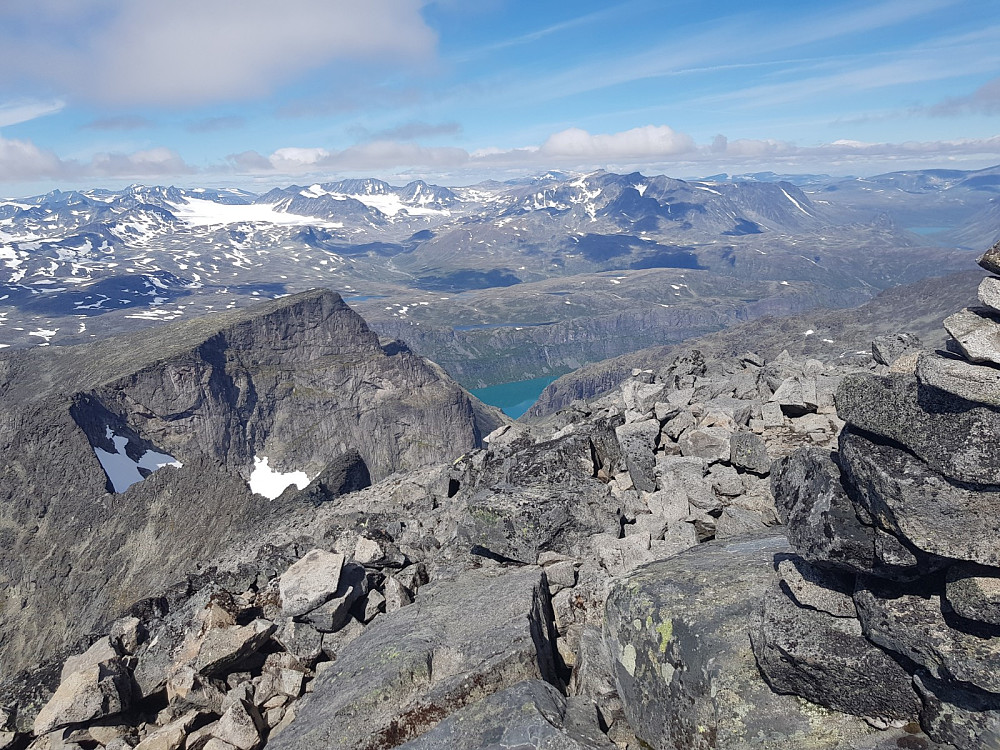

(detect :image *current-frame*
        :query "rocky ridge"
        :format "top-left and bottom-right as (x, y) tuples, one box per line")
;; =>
(1, 302), (911, 750)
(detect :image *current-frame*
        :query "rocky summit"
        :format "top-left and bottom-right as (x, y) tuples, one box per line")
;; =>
(2, 265), (1000, 750)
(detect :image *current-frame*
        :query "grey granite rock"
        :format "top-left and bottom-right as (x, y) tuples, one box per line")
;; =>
(268, 567), (560, 750)
(751, 579), (920, 723)
(871, 332), (922, 366)
(615, 419), (660, 492)
(301, 562), (368, 633)
(943, 307), (1000, 366)
(394, 680), (614, 750)
(279, 550), (345, 618)
(855, 577), (1000, 694)
(916, 351), (1000, 407)
(979, 275), (1000, 313)
(914, 671), (1000, 750)
(840, 427), (1000, 566)
(776, 556), (857, 618)
(979, 240), (1000, 275)
(729, 432), (771, 474)
(835, 372), (1000, 484)
(946, 563), (1000, 625)
(604, 532), (918, 750)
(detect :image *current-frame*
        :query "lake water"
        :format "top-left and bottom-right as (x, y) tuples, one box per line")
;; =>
(470, 374), (560, 419)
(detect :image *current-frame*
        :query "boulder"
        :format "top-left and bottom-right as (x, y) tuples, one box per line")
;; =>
(301, 563), (368, 633)
(946, 563), (1000, 625)
(615, 420), (660, 492)
(978, 240), (1000, 275)
(461, 485), (618, 564)
(278, 550), (346, 618)
(835, 373), (1000, 485)
(871, 332), (922, 367)
(604, 532), (913, 749)
(33, 641), (136, 735)
(770, 378), (817, 416)
(916, 351), (1000, 407)
(394, 680), (614, 749)
(854, 577), (1000, 694)
(214, 700), (266, 750)
(943, 307), (1000, 366)
(979, 275), (1000, 313)
(729, 432), (771, 474)
(751, 580), (920, 723)
(267, 567), (561, 750)
(775, 556), (856, 618)
(677, 427), (731, 462)
(133, 710), (200, 750)
(840, 427), (1000, 566)
(194, 619), (277, 677)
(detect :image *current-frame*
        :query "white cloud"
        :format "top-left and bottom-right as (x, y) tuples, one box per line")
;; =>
(0, 0), (436, 105)
(540, 125), (696, 160)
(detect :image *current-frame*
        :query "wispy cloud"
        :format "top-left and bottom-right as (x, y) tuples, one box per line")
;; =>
(352, 120), (462, 142)
(0, 99), (64, 128)
(925, 76), (1000, 116)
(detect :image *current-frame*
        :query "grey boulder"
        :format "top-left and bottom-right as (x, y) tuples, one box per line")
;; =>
(943, 307), (1000, 366)
(917, 351), (1000, 407)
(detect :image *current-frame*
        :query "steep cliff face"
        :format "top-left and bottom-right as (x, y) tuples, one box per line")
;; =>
(0, 289), (503, 681)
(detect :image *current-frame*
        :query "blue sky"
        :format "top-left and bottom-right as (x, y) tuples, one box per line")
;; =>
(0, 0), (998, 194)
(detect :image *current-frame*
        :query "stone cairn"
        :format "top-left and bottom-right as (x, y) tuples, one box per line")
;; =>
(752, 241), (1000, 750)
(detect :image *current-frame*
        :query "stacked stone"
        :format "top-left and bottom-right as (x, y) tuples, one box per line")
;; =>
(751, 243), (1000, 750)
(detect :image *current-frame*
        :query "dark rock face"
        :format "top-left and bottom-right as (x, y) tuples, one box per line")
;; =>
(0, 289), (501, 682)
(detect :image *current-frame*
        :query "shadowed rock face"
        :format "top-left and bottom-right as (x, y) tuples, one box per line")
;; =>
(0, 289), (502, 682)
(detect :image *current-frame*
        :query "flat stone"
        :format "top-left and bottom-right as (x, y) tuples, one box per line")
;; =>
(855, 577), (1000, 694)
(267, 568), (560, 750)
(605, 533), (926, 750)
(394, 680), (614, 749)
(776, 555), (857, 618)
(729, 432), (771, 474)
(770, 377), (817, 416)
(751, 579), (920, 723)
(840, 427), (1000, 566)
(279, 549), (345, 618)
(944, 307), (1000, 366)
(946, 563), (1000, 625)
(914, 671), (1000, 750)
(916, 351), (1000, 407)
(133, 710), (199, 750)
(677, 426), (730, 462)
(760, 401), (784, 428)
(836, 372), (1000, 485)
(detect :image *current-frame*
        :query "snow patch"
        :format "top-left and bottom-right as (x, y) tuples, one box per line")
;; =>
(249, 455), (311, 500)
(170, 198), (343, 229)
(94, 427), (182, 493)
(780, 188), (811, 216)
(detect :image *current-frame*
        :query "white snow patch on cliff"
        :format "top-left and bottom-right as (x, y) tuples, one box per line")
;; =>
(249, 455), (311, 500)
(94, 428), (182, 493)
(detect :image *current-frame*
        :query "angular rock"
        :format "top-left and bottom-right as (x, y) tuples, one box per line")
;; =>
(394, 680), (614, 749)
(677, 426), (730, 462)
(855, 577), (1000, 694)
(979, 240), (1000, 274)
(776, 556), (856, 618)
(871, 332), (922, 366)
(751, 580), (919, 723)
(133, 710), (200, 750)
(272, 620), (324, 665)
(916, 351), (1000, 407)
(729, 432), (771, 474)
(715, 505), (771, 539)
(109, 617), (145, 656)
(302, 562), (368, 633)
(604, 532), (914, 750)
(622, 380), (666, 416)
(461, 485), (618, 564)
(615, 420), (659, 492)
(278, 550), (345, 618)
(760, 401), (784, 428)
(268, 568), (560, 750)
(946, 563), (1000, 625)
(770, 377), (817, 416)
(214, 700), (265, 750)
(34, 642), (136, 735)
(835, 372), (1000, 484)
(914, 671), (1000, 750)
(944, 307), (1000, 366)
(840, 427), (1000, 566)
(194, 619), (276, 677)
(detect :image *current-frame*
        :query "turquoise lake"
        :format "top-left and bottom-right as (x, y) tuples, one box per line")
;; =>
(470, 374), (560, 419)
